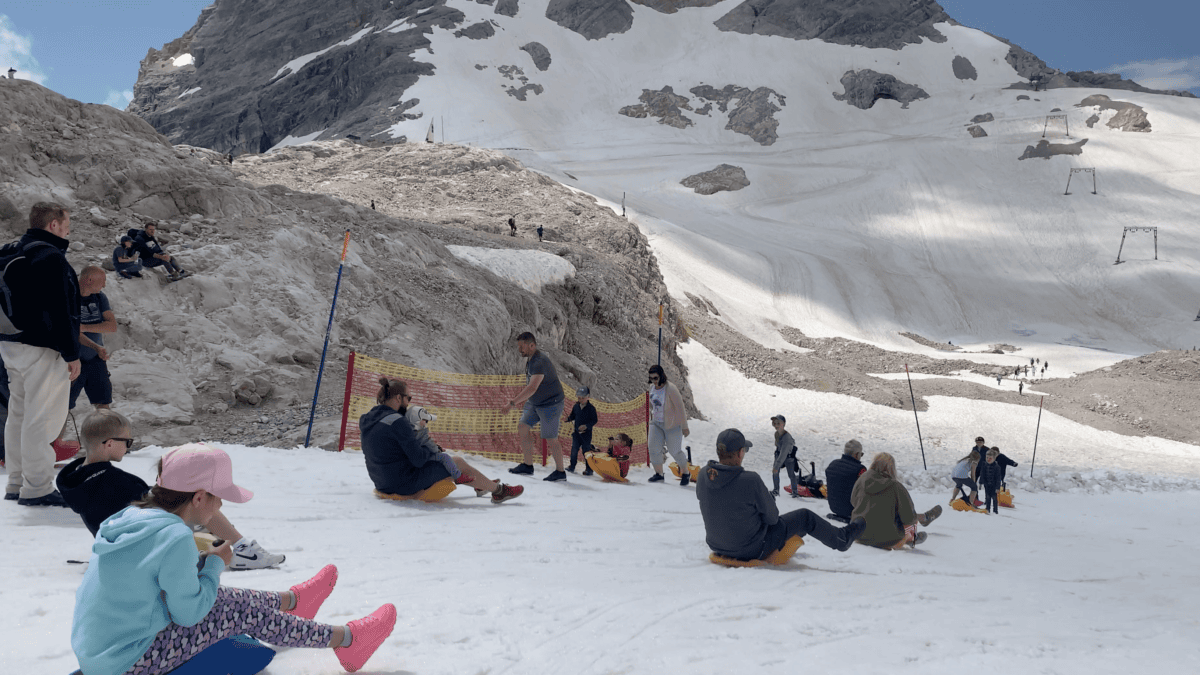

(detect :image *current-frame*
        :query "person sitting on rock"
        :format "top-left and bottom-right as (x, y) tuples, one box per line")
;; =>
(361, 377), (523, 504)
(112, 236), (143, 279)
(56, 410), (287, 569)
(695, 428), (865, 563)
(850, 452), (942, 549)
(133, 222), (189, 280)
(824, 439), (867, 523)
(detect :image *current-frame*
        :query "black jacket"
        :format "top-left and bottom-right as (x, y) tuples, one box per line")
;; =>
(133, 230), (165, 260)
(1, 228), (80, 361)
(359, 404), (443, 495)
(979, 460), (1004, 491)
(995, 453), (1018, 483)
(565, 401), (598, 443)
(55, 458), (151, 536)
(824, 454), (866, 519)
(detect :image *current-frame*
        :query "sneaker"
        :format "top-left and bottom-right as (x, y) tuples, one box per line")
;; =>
(286, 564), (338, 620)
(770, 489), (779, 497)
(680, 472), (690, 487)
(910, 531), (929, 548)
(509, 463), (534, 475)
(543, 470), (567, 482)
(336, 603), (397, 673)
(491, 483), (524, 504)
(566, 464), (577, 473)
(454, 474), (474, 485)
(17, 490), (68, 507)
(648, 473), (665, 483)
(836, 517), (867, 551)
(229, 539), (286, 570)
(581, 467), (594, 476)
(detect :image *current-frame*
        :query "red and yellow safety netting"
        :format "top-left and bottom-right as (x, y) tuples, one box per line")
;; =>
(338, 352), (650, 465)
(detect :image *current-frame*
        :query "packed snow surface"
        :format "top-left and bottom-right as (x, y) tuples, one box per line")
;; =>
(446, 245), (576, 294)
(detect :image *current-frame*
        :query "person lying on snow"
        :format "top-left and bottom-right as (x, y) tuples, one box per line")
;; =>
(850, 452), (942, 549)
(696, 428), (865, 562)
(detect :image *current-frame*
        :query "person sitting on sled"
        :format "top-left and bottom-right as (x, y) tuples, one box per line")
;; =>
(824, 439), (867, 523)
(586, 432), (633, 478)
(70, 444), (397, 675)
(851, 452), (942, 549)
(696, 428), (865, 562)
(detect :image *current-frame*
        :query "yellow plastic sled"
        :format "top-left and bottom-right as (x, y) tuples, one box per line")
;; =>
(710, 536), (805, 567)
(374, 477), (457, 503)
(998, 487), (1015, 508)
(951, 498), (989, 514)
(669, 462), (701, 482)
(585, 452), (628, 483)
(193, 532), (219, 553)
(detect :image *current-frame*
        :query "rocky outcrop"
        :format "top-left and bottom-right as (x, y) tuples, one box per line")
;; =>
(1019, 138), (1088, 160)
(714, 0), (953, 50)
(992, 34), (1196, 98)
(454, 21), (496, 40)
(619, 86), (695, 129)
(495, 0), (520, 16)
(1076, 94), (1152, 132)
(952, 55), (977, 81)
(629, 0), (725, 12)
(520, 42), (552, 71)
(1066, 71), (1196, 98)
(545, 0), (634, 40)
(690, 85), (785, 145)
(967, 125), (987, 138)
(970, 113), (993, 124)
(507, 84), (545, 100)
(681, 164), (750, 194)
(833, 70), (929, 110)
(1086, 114), (1100, 128)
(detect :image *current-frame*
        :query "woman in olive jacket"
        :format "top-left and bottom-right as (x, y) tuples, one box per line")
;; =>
(850, 452), (941, 549)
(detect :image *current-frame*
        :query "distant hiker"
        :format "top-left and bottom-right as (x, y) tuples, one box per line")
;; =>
(133, 222), (189, 281)
(1024, 365), (1029, 376)
(996, 375), (1002, 385)
(1014, 366), (1020, 377)
(112, 235), (143, 278)
(1044, 361), (1049, 371)
(951, 450), (981, 507)
(502, 332), (567, 480)
(508, 216), (517, 237)
(696, 428), (865, 562)
(769, 415), (799, 497)
(227, 153), (234, 164)
(1018, 382), (1024, 395)
(645, 364), (690, 485)
(1036, 358), (1040, 365)
(565, 386), (597, 473)
(851, 452), (942, 549)
(0, 202), (79, 507)
(537, 225), (544, 242)
(69, 266), (116, 412)
(979, 448), (1004, 514)
(1041, 366), (1045, 376)
(1030, 358), (1035, 366)
(370, 200), (375, 210)
(70, 443), (398, 675)
(56, 411), (286, 569)
(362, 377), (523, 503)
(824, 439), (866, 523)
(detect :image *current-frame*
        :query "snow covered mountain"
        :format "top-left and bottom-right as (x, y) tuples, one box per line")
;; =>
(130, 0), (1200, 363)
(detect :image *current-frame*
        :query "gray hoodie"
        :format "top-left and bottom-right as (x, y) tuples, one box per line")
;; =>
(695, 460), (778, 560)
(772, 431), (797, 472)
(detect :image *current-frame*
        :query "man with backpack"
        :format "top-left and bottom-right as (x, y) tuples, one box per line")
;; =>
(131, 222), (189, 281)
(0, 202), (81, 507)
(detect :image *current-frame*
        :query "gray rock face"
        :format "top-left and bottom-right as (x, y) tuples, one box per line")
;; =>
(970, 113), (993, 124)
(545, 0), (634, 40)
(833, 70), (929, 110)
(507, 84), (545, 101)
(716, 87), (785, 146)
(952, 55), (977, 81)
(520, 42), (552, 71)
(495, 0), (520, 16)
(681, 164), (750, 195)
(629, 0), (725, 13)
(1085, 114), (1100, 128)
(454, 21), (496, 40)
(619, 86), (695, 129)
(1067, 71), (1197, 98)
(714, 0), (953, 50)
(967, 125), (987, 138)
(1076, 95), (1151, 133)
(1016, 95), (1030, 101)
(1019, 138), (1088, 160)
(994, 35), (1196, 98)
(619, 84), (785, 145)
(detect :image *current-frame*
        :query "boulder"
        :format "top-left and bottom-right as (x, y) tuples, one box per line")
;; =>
(681, 164), (750, 195)
(833, 70), (929, 110)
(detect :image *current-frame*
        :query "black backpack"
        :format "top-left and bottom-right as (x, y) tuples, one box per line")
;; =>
(0, 240), (55, 335)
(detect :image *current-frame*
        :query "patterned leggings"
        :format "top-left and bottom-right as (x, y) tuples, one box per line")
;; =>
(124, 586), (334, 675)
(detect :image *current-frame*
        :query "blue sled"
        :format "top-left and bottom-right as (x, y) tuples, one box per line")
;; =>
(69, 634), (275, 675)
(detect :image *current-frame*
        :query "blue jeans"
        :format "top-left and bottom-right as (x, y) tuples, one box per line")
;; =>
(519, 399), (564, 439)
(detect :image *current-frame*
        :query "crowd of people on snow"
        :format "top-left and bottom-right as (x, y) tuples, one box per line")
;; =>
(2, 203), (1020, 674)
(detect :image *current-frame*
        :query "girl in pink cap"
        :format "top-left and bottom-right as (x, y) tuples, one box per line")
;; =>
(71, 443), (396, 674)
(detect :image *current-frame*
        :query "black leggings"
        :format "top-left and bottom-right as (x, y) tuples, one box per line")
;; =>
(760, 508), (845, 559)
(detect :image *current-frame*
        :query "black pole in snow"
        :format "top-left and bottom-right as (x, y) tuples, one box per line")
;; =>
(904, 364), (927, 470)
(1030, 396), (1045, 477)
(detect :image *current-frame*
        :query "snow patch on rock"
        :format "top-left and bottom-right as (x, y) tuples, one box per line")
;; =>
(447, 245), (575, 294)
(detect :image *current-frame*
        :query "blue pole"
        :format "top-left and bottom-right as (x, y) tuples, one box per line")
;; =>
(656, 304), (663, 366)
(306, 231), (351, 447)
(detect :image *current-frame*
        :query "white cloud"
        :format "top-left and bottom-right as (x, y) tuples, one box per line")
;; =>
(1108, 56), (1200, 93)
(103, 88), (134, 109)
(0, 14), (47, 84)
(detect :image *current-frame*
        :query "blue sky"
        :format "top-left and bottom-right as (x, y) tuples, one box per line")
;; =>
(1, 0), (1198, 106)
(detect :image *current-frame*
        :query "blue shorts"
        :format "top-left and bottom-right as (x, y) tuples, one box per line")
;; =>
(69, 358), (113, 409)
(520, 399), (564, 439)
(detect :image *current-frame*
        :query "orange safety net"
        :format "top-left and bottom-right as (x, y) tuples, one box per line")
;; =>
(339, 352), (649, 466)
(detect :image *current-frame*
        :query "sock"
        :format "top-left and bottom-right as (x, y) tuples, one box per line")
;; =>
(233, 537), (251, 549)
(341, 627), (353, 647)
(282, 592), (296, 611)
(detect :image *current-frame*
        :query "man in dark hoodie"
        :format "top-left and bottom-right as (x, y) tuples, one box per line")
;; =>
(0, 202), (80, 507)
(824, 439), (867, 523)
(695, 428), (864, 561)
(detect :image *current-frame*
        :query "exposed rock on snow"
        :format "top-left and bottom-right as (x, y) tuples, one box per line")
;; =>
(970, 113), (994, 124)
(1076, 95), (1151, 133)
(1086, 114), (1101, 128)
(680, 164), (750, 195)
(506, 83), (544, 100)
(520, 42), (552, 71)
(1019, 138), (1088, 160)
(619, 86), (695, 129)
(952, 55), (977, 80)
(454, 21), (496, 39)
(967, 125), (987, 138)
(629, 0), (725, 13)
(693, 85), (786, 145)
(833, 70), (929, 110)
(713, 0), (952, 49)
(495, 0), (520, 17)
(545, 0), (634, 40)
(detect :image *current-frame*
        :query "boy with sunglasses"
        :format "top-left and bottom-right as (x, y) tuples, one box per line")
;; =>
(56, 410), (284, 569)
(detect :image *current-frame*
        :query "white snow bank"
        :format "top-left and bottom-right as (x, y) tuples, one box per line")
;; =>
(272, 26), (373, 81)
(447, 245), (575, 294)
(267, 129), (326, 151)
(170, 53), (194, 67)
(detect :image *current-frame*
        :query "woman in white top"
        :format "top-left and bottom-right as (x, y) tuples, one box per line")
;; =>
(950, 450), (981, 505)
(646, 364), (690, 485)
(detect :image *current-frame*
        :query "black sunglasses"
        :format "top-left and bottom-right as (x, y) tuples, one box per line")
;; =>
(106, 438), (134, 449)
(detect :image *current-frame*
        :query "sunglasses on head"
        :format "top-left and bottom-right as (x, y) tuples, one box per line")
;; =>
(107, 438), (134, 449)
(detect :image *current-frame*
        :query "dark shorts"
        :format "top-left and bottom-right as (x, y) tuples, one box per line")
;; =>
(69, 358), (113, 409)
(953, 477), (978, 493)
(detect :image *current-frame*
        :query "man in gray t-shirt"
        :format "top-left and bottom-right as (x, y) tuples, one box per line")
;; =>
(501, 332), (567, 481)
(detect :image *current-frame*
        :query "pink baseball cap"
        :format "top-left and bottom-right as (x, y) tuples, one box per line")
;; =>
(158, 443), (253, 503)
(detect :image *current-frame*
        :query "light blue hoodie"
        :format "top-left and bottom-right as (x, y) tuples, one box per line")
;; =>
(72, 505), (224, 675)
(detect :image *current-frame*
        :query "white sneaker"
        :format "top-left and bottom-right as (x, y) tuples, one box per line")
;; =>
(229, 539), (286, 570)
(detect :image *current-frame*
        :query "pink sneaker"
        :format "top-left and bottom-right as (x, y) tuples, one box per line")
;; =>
(491, 483), (524, 504)
(286, 565), (338, 621)
(336, 603), (397, 672)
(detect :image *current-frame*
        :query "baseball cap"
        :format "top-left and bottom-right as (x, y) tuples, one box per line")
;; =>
(576, 386), (590, 397)
(158, 443), (253, 503)
(770, 414), (786, 424)
(716, 428), (752, 453)
(975, 436), (985, 442)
